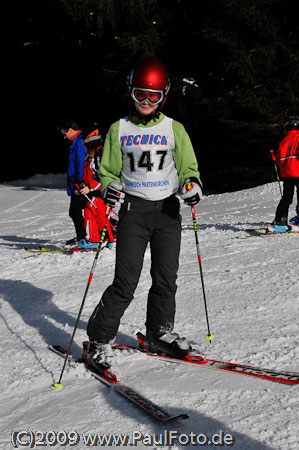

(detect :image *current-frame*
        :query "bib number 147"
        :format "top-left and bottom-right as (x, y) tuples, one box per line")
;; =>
(127, 150), (167, 172)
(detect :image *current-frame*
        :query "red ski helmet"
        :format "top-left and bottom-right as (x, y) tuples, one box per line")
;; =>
(128, 56), (170, 109)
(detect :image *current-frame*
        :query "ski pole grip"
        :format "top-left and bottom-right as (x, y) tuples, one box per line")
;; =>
(186, 179), (193, 191)
(75, 183), (86, 190)
(270, 149), (276, 161)
(75, 183), (83, 192)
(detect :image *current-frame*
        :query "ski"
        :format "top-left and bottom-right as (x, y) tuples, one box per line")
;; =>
(237, 229), (299, 239)
(112, 333), (299, 386)
(24, 246), (99, 254)
(49, 345), (189, 423)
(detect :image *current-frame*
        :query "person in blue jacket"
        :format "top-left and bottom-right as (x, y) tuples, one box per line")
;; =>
(59, 119), (87, 244)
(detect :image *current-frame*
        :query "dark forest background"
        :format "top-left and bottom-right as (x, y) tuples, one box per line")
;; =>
(5, 0), (299, 192)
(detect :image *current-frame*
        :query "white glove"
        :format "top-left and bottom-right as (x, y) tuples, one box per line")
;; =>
(103, 181), (125, 207)
(180, 178), (203, 205)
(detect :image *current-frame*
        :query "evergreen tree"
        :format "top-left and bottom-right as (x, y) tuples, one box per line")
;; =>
(6, 0), (298, 190)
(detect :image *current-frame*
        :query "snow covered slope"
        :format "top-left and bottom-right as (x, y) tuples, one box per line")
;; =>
(0, 174), (298, 449)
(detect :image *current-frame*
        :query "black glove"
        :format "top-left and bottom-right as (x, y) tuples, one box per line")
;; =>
(180, 177), (203, 206)
(103, 182), (125, 207)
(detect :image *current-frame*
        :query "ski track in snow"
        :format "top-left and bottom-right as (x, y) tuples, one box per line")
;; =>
(0, 174), (298, 450)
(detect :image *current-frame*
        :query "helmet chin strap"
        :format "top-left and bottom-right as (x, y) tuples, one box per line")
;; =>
(133, 107), (161, 124)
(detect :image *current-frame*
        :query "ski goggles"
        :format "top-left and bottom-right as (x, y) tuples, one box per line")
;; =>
(131, 88), (164, 106)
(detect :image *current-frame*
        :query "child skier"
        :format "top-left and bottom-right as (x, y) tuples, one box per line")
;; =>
(270, 116), (299, 232)
(84, 57), (203, 380)
(79, 129), (117, 249)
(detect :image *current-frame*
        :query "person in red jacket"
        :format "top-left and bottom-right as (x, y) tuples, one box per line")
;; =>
(79, 129), (117, 248)
(272, 116), (299, 232)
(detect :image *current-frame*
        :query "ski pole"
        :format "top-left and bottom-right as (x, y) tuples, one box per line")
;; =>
(75, 183), (98, 209)
(53, 208), (113, 388)
(186, 182), (214, 343)
(269, 150), (283, 197)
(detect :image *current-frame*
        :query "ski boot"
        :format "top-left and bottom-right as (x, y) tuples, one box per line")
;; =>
(267, 219), (290, 233)
(289, 215), (299, 231)
(82, 341), (119, 382)
(137, 330), (194, 359)
(78, 239), (99, 249)
(137, 331), (206, 362)
(273, 224), (290, 233)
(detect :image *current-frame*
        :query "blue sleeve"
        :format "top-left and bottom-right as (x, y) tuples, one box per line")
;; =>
(75, 138), (87, 181)
(66, 136), (86, 195)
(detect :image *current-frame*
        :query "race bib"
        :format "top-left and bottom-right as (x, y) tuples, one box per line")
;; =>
(119, 116), (178, 200)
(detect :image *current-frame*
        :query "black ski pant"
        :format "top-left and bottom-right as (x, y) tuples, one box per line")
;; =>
(274, 178), (299, 223)
(87, 194), (181, 343)
(69, 194), (87, 241)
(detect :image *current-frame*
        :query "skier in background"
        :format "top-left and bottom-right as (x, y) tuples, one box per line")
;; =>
(79, 128), (117, 249)
(270, 116), (299, 233)
(59, 119), (87, 245)
(83, 56), (203, 380)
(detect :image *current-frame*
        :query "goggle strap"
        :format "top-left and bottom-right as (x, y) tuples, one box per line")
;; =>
(84, 135), (102, 144)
